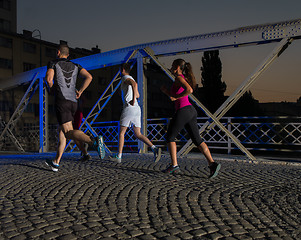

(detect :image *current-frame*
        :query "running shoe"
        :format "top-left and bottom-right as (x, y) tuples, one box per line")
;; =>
(79, 153), (92, 161)
(208, 162), (221, 179)
(93, 135), (105, 159)
(153, 147), (162, 163)
(162, 165), (180, 174)
(109, 154), (122, 163)
(45, 159), (59, 172)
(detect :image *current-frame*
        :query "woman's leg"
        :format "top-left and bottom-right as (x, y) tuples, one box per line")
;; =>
(197, 142), (214, 165)
(168, 142), (178, 166)
(184, 106), (215, 165)
(165, 108), (188, 167)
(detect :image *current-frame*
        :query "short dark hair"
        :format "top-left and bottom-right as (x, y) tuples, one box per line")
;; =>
(59, 44), (69, 56)
(121, 63), (131, 73)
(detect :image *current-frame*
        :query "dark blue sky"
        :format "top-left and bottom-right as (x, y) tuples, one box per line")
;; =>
(18, 0), (301, 102)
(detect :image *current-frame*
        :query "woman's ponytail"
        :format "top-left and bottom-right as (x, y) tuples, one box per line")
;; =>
(173, 59), (196, 89)
(183, 62), (196, 90)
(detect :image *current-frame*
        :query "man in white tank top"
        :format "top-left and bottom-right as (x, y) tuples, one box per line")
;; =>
(110, 63), (161, 163)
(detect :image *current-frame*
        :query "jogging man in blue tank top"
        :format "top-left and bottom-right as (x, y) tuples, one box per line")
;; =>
(45, 44), (105, 171)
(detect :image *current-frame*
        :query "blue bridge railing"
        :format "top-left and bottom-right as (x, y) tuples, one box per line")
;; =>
(91, 116), (301, 154)
(1, 116), (300, 154)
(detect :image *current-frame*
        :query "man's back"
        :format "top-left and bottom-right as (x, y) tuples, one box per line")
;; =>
(48, 58), (82, 102)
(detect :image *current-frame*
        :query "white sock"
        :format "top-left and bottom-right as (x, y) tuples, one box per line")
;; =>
(118, 153), (122, 158)
(151, 145), (156, 150)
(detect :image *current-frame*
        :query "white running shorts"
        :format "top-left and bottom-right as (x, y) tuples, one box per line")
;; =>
(120, 105), (141, 128)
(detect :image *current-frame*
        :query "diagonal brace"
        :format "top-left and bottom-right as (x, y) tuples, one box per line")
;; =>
(65, 50), (139, 153)
(178, 38), (293, 157)
(142, 47), (256, 160)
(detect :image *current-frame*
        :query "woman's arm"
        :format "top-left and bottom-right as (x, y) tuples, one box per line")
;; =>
(173, 75), (193, 100)
(161, 76), (193, 101)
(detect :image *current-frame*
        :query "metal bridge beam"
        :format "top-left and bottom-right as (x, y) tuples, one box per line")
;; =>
(0, 73), (40, 151)
(1, 19), (300, 91)
(1, 19), (301, 154)
(177, 37), (293, 157)
(39, 77), (49, 153)
(142, 48), (256, 160)
(65, 50), (139, 153)
(137, 52), (148, 153)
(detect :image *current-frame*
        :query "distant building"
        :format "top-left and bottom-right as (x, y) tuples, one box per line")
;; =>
(0, 0), (16, 33)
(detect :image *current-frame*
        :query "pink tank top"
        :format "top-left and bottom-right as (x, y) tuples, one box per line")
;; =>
(170, 74), (191, 111)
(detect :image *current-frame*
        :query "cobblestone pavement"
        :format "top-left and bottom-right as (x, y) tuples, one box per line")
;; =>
(0, 152), (300, 240)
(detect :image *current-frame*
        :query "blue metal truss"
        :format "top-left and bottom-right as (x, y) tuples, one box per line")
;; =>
(1, 19), (301, 159)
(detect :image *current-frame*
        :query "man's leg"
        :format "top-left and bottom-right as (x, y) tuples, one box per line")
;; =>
(74, 140), (88, 155)
(54, 127), (66, 165)
(62, 121), (93, 144)
(132, 126), (153, 147)
(45, 126), (65, 172)
(61, 121), (105, 159)
(133, 126), (161, 162)
(109, 126), (127, 163)
(118, 126), (128, 156)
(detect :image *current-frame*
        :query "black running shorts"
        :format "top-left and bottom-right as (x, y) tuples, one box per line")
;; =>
(55, 99), (78, 125)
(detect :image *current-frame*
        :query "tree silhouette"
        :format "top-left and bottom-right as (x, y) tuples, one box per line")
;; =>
(228, 91), (263, 116)
(199, 50), (227, 113)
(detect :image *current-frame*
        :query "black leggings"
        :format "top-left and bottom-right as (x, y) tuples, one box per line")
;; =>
(166, 105), (203, 146)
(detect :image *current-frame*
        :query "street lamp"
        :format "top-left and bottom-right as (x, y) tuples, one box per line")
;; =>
(32, 29), (42, 67)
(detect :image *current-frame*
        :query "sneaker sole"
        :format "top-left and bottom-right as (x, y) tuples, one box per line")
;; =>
(98, 136), (106, 159)
(45, 161), (59, 172)
(109, 156), (121, 163)
(209, 164), (221, 179)
(163, 167), (180, 174)
(154, 148), (162, 163)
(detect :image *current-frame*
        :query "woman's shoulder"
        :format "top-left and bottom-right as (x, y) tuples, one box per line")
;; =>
(175, 74), (186, 84)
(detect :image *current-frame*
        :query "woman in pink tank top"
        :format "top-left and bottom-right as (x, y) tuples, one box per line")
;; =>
(160, 59), (221, 178)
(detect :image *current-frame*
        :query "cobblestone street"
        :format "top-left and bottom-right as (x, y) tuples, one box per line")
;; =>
(0, 152), (300, 239)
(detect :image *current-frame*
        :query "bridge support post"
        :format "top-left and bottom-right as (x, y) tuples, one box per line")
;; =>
(137, 52), (148, 153)
(39, 77), (48, 153)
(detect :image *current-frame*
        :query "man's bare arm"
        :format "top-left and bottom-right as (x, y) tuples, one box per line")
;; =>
(76, 69), (93, 99)
(46, 69), (54, 88)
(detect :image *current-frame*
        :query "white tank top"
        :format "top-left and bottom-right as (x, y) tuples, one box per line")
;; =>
(121, 75), (139, 107)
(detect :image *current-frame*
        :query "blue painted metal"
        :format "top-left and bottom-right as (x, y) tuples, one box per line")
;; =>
(0, 66), (47, 91)
(2, 19), (301, 91)
(39, 77), (44, 153)
(0, 72), (39, 145)
(91, 117), (301, 154)
(65, 53), (138, 152)
(2, 19), (301, 156)
(136, 51), (147, 153)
